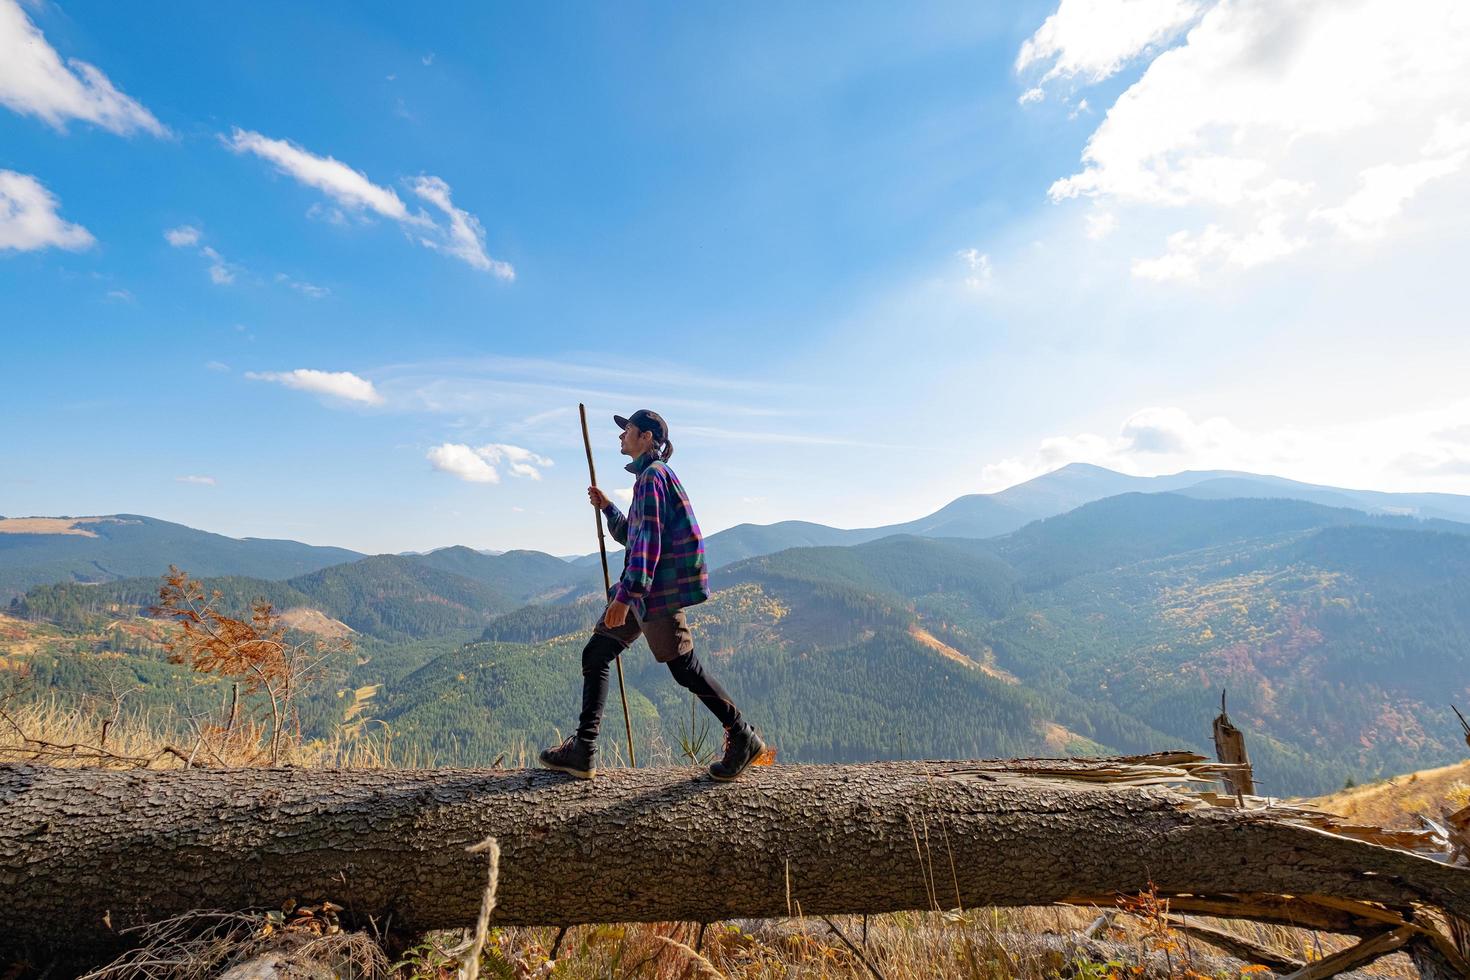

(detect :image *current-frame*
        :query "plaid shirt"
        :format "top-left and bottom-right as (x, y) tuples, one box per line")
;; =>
(601, 451), (709, 619)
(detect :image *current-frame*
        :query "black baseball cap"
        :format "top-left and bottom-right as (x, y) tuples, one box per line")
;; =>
(613, 409), (668, 443)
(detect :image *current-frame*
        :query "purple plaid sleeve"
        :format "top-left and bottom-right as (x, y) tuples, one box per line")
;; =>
(601, 503), (628, 545)
(612, 473), (663, 609)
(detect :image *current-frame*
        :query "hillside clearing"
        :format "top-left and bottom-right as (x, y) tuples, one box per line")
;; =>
(0, 516), (132, 536)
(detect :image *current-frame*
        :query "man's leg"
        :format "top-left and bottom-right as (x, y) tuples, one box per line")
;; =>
(646, 611), (764, 780)
(540, 609), (639, 778)
(576, 632), (628, 741)
(666, 650), (742, 730)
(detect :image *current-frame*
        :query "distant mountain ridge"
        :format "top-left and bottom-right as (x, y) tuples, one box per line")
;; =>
(0, 514), (362, 601)
(5, 464), (1468, 599)
(700, 463), (1470, 567)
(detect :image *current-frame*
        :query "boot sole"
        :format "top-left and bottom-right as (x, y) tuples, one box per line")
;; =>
(540, 759), (596, 780)
(709, 735), (765, 782)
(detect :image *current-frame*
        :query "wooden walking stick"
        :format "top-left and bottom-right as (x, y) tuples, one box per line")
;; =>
(580, 403), (637, 768)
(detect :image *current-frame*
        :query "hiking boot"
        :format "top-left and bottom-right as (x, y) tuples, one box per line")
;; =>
(709, 722), (765, 781)
(539, 735), (596, 779)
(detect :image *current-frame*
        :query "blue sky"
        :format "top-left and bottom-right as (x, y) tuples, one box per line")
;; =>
(3, 0), (1469, 555)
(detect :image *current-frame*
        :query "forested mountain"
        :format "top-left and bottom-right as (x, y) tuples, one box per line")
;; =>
(981, 517), (1470, 795)
(8, 486), (1470, 795)
(424, 495), (1470, 793)
(410, 546), (596, 602)
(988, 493), (1470, 589)
(13, 554), (518, 643)
(0, 514), (362, 600)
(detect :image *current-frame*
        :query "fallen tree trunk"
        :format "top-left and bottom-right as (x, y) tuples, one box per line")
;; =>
(4, 757), (1469, 955)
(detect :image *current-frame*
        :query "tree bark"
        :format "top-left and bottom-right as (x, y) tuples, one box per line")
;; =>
(4, 758), (1469, 955)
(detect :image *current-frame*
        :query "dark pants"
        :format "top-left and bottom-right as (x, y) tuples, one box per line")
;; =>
(576, 608), (742, 742)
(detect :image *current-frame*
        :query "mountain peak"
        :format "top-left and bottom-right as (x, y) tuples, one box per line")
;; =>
(1049, 461), (1125, 477)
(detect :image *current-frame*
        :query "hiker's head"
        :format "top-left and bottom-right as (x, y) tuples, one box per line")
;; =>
(615, 409), (673, 461)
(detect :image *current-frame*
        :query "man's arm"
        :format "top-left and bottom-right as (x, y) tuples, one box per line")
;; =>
(589, 486), (629, 545)
(611, 474), (663, 610)
(602, 504), (628, 545)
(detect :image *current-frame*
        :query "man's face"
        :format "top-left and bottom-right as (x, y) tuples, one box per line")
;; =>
(618, 424), (648, 457)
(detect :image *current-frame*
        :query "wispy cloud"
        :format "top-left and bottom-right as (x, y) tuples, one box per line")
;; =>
(201, 246), (237, 284)
(679, 424), (906, 450)
(275, 272), (330, 298)
(957, 248), (993, 289)
(223, 128), (513, 276)
(246, 369), (384, 405)
(175, 474), (217, 486)
(224, 128), (415, 221)
(476, 443), (554, 479)
(165, 226), (241, 285)
(164, 225), (200, 248)
(426, 442), (552, 483)
(0, 0), (167, 135)
(374, 354), (793, 418)
(410, 176), (513, 279)
(0, 170), (93, 252)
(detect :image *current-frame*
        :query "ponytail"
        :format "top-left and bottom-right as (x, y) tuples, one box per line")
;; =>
(659, 439), (674, 462)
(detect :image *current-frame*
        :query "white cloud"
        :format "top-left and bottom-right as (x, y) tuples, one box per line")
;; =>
(979, 401), (1470, 494)
(275, 272), (330, 298)
(957, 248), (993, 289)
(306, 202), (349, 226)
(165, 227), (241, 285)
(427, 442), (553, 484)
(475, 443), (553, 479)
(1313, 131), (1470, 241)
(205, 361), (230, 372)
(225, 128), (415, 220)
(1017, 0), (1202, 87)
(246, 369), (384, 405)
(175, 475), (216, 486)
(1130, 216), (1302, 281)
(427, 443), (500, 483)
(614, 488), (634, 504)
(104, 288), (132, 302)
(164, 225), (201, 248)
(0, 0), (166, 135)
(0, 169), (93, 252)
(1037, 0), (1470, 281)
(410, 176), (514, 280)
(225, 128), (514, 276)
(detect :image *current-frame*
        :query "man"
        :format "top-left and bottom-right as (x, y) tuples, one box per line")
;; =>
(539, 409), (765, 781)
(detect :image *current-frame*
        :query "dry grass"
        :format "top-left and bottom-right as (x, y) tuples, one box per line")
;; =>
(277, 606), (356, 639)
(0, 694), (436, 770)
(0, 516), (137, 535)
(391, 905), (1426, 979)
(1306, 758), (1470, 829)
